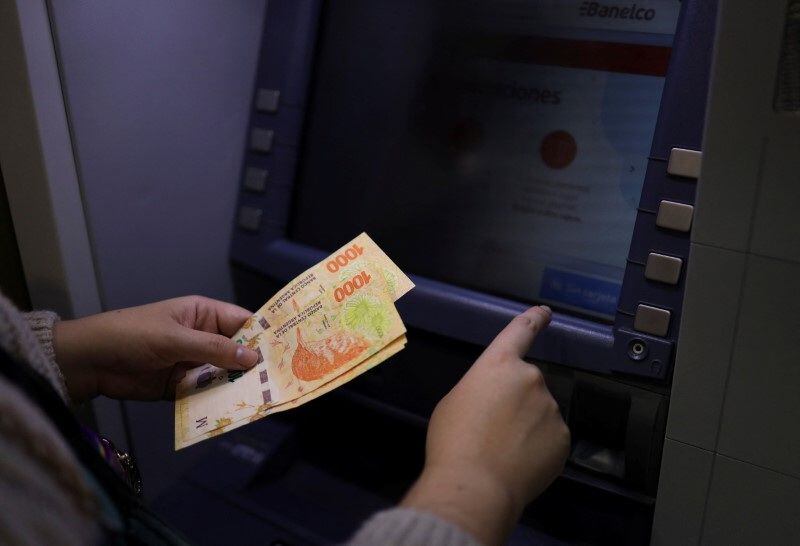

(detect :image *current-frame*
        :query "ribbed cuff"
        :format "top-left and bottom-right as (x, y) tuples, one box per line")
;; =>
(22, 311), (69, 401)
(24, 311), (58, 362)
(345, 508), (483, 546)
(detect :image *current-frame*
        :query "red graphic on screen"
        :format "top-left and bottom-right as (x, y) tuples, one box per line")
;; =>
(540, 130), (577, 169)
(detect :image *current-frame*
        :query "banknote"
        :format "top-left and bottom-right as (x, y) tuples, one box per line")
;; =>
(174, 312), (271, 444)
(181, 275), (405, 444)
(176, 264), (404, 445)
(253, 233), (414, 322)
(175, 234), (414, 449)
(176, 335), (407, 449)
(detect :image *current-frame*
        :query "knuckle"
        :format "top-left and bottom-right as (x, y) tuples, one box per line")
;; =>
(482, 348), (516, 367)
(546, 395), (560, 414)
(159, 331), (184, 361)
(561, 422), (572, 443)
(431, 391), (458, 420)
(512, 314), (533, 328)
(176, 294), (204, 311)
(189, 294), (208, 306)
(497, 350), (521, 365)
(558, 424), (572, 457)
(521, 364), (545, 387)
(519, 307), (548, 328)
(207, 334), (230, 357)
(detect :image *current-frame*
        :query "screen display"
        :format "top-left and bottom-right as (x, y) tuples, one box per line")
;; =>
(291, 1), (680, 319)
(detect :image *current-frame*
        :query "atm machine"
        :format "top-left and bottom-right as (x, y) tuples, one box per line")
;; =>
(154, 1), (718, 544)
(2, 0), (797, 543)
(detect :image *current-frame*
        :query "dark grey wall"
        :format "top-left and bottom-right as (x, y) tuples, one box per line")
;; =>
(0, 169), (30, 310)
(48, 1), (266, 499)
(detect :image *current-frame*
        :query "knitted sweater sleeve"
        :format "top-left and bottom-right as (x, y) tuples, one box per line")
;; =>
(22, 310), (68, 396)
(0, 293), (101, 544)
(345, 507), (483, 546)
(0, 293), (68, 401)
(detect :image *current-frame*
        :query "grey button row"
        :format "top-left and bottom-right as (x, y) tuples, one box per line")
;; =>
(240, 88), (282, 231)
(632, 152), (701, 338)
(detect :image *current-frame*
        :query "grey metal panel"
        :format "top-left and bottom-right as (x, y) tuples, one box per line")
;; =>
(702, 455), (800, 546)
(661, 0), (800, 541)
(717, 255), (800, 478)
(691, 0), (786, 252)
(46, 0), (266, 310)
(0, 0), (102, 318)
(749, 121), (800, 263)
(651, 439), (714, 546)
(0, 0), (129, 450)
(46, 0), (266, 500)
(666, 243), (746, 450)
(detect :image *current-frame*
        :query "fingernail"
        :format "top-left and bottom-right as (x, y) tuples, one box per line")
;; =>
(539, 305), (552, 315)
(235, 346), (258, 368)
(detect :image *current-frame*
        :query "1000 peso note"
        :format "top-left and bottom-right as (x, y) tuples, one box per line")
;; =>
(176, 335), (407, 449)
(175, 234), (413, 449)
(254, 232), (414, 322)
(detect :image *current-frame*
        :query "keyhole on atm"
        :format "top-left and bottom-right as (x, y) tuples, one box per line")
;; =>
(628, 340), (648, 361)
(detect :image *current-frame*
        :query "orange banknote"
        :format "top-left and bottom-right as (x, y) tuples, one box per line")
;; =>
(174, 234), (413, 449)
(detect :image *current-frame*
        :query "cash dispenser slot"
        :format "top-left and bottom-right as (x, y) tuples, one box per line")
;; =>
(560, 374), (668, 495)
(569, 382), (630, 480)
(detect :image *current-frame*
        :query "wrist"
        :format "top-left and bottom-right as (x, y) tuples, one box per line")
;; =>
(401, 463), (522, 546)
(53, 319), (100, 402)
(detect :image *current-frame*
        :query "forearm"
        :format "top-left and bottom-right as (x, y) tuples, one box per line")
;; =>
(53, 317), (104, 402)
(400, 465), (521, 546)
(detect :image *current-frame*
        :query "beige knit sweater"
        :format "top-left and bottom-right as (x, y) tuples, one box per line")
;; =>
(0, 292), (480, 546)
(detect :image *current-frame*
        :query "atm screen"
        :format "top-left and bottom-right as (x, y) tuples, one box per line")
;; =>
(291, 1), (681, 319)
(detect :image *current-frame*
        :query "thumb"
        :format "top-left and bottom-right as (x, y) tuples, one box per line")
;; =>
(174, 329), (260, 370)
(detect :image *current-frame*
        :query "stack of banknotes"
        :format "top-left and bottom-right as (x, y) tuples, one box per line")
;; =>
(174, 233), (414, 449)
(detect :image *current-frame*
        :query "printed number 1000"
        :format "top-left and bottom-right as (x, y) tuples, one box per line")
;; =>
(326, 244), (365, 273)
(334, 271), (372, 302)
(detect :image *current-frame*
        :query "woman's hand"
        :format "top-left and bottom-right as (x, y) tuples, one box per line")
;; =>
(401, 306), (570, 546)
(54, 296), (259, 402)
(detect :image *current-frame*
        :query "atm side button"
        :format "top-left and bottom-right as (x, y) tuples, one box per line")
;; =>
(667, 147), (702, 179)
(645, 253), (683, 285)
(634, 304), (671, 337)
(255, 88), (280, 113)
(250, 128), (274, 154)
(243, 167), (269, 192)
(656, 200), (694, 232)
(237, 206), (262, 232)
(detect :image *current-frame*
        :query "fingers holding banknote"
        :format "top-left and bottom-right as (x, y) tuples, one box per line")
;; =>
(54, 296), (259, 402)
(402, 306), (570, 546)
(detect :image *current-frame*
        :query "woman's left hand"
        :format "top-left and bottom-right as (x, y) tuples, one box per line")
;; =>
(54, 296), (259, 402)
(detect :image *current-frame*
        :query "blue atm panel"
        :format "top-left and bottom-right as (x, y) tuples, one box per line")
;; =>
(211, 1), (720, 544)
(233, 0), (717, 383)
